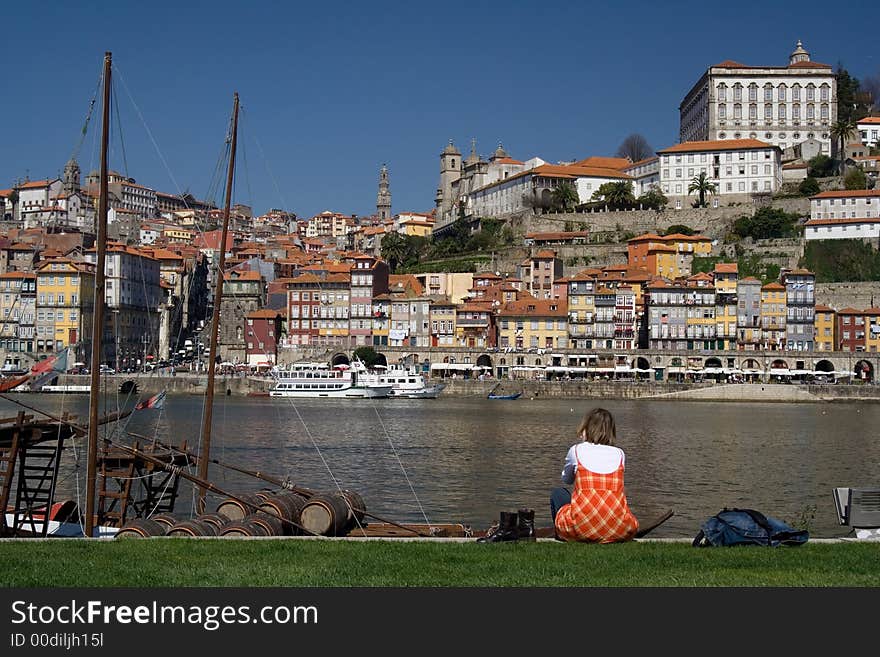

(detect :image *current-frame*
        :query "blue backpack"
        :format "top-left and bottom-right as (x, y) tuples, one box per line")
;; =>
(693, 508), (809, 547)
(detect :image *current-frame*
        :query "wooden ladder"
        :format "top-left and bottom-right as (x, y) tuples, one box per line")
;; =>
(12, 428), (64, 538)
(0, 412), (26, 536)
(96, 445), (138, 527)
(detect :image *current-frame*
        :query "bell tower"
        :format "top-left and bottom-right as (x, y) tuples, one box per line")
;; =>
(376, 163), (392, 221)
(437, 140), (461, 221)
(62, 157), (81, 195)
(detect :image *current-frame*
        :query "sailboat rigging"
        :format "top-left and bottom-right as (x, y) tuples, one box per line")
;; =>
(84, 51), (112, 538)
(197, 92), (239, 513)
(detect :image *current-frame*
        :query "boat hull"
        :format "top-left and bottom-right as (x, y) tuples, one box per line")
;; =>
(392, 384), (446, 399)
(269, 385), (393, 399)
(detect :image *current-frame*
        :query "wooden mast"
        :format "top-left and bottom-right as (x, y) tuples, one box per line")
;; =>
(85, 51), (112, 538)
(197, 92), (239, 513)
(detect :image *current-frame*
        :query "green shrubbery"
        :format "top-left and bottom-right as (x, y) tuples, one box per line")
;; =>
(733, 207), (802, 240)
(800, 240), (880, 283)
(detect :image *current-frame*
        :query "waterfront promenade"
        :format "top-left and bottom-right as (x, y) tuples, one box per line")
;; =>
(51, 372), (880, 402)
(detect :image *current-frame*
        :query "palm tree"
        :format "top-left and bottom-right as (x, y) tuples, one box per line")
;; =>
(380, 231), (409, 272)
(551, 181), (579, 212)
(688, 172), (717, 208)
(594, 181), (635, 210)
(831, 118), (858, 175)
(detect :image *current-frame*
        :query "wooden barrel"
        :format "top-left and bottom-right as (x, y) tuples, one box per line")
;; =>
(150, 513), (179, 530)
(249, 513), (284, 537)
(254, 489), (276, 504)
(166, 519), (218, 537)
(300, 492), (351, 536)
(196, 513), (229, 533)
(215, 492), (264, 521)
(115, 518), (166, 538)
(258, 492), (307, 536)
(340, 489), (366, 529)
(219, 516), (268, 537)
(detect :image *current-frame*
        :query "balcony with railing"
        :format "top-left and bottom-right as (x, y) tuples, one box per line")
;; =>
(457, 317), (488, 327)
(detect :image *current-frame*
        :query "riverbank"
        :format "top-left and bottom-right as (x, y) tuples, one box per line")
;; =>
(46, 374), (880, 403)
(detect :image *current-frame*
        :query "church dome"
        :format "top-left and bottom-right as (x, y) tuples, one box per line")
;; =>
(493, 142), (509, 160)
(789, 40), (810, 65)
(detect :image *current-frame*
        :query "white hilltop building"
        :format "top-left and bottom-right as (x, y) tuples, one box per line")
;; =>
(679, 41), (837, 162)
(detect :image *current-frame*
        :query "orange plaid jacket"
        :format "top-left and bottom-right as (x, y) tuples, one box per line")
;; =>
(554, 451), (639, 543)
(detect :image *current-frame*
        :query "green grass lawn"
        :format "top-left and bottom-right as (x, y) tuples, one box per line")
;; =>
(1, 539), (878, 587)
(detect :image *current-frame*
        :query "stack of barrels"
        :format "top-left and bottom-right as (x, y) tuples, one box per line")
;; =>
(115, 487), (368, 539)
(215, 489), (309, 538)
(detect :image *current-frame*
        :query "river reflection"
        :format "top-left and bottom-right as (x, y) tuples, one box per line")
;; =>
(5, 393), (878, 538)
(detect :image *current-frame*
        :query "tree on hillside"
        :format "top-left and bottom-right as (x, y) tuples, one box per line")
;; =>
(687, 171), (717, 208)
(663, 224), (695, 236)
(798, 177), (820, 196)
(807, 154), (835, 178)
(733, 207), (801, 240)
(551, 181), (579, 212)
(615, 134), (653, 162)
(831, 118), (859, 175)
(637, 184), (667, 211)
(836, 65), (871, 123)
(844, 167), (868, 190)
(380, 231), (409, 273)
(592, 181), (635, 210)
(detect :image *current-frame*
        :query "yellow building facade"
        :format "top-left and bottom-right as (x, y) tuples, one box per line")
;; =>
(35, 259), (95, 354)
(760, 282), (786, 350)
(814, 305), (836, 351)
(497, 298), (567, 351)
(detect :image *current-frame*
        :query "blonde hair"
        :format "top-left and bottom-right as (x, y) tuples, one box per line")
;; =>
(577, 408), (616, 445)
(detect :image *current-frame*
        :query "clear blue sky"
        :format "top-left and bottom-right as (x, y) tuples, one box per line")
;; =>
(2, 1), (876, 220)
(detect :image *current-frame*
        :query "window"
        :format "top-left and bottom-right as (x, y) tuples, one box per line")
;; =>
(764, 84), (773, 101)
(733, 84), (742, 101)
(718, 104), (727, 119)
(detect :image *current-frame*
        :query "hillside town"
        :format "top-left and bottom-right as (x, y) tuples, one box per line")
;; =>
(0, 41), (878, 381)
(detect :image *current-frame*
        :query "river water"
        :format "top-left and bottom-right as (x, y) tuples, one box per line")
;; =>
(4, 393), (878, 538)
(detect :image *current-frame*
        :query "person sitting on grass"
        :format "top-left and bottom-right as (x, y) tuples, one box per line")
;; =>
(550, 407), (639, 543)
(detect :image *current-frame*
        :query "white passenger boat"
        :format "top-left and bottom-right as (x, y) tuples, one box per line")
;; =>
(353, 362), (446, 399)
(269, 363), (392, 398)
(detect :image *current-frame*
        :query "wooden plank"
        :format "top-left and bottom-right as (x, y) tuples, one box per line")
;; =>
(346, 523), (472, 538)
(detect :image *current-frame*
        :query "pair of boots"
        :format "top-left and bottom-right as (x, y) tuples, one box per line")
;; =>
(477, 508), (535, 543)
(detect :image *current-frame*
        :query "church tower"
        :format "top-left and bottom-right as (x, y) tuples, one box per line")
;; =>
(435, 140), (461, 222)
(62, 156), (81, 195)
(376, 163), (392, 221)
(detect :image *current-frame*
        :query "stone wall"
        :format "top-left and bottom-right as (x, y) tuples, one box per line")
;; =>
(815, 282), (880, 310)
(53, 374), (879, 402)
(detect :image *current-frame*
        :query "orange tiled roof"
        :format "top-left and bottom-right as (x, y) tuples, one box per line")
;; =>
(858, 117), (880, 124)
(658, 139), (776, 154)
(762, 282), (785, 290)
(714, 263), (738, 273)
(247, 309), (283, 319)
(497, 298), (567, 317)
(811, 189), (880, 199)
(574, 156), (632, 170)
(805, 217), (880, 227)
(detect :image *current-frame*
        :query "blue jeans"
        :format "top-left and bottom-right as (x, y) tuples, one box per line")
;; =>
(550, 487), (571, 521)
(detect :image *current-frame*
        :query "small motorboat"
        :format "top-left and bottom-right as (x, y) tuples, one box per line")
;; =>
(487, 391), (522, 400)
